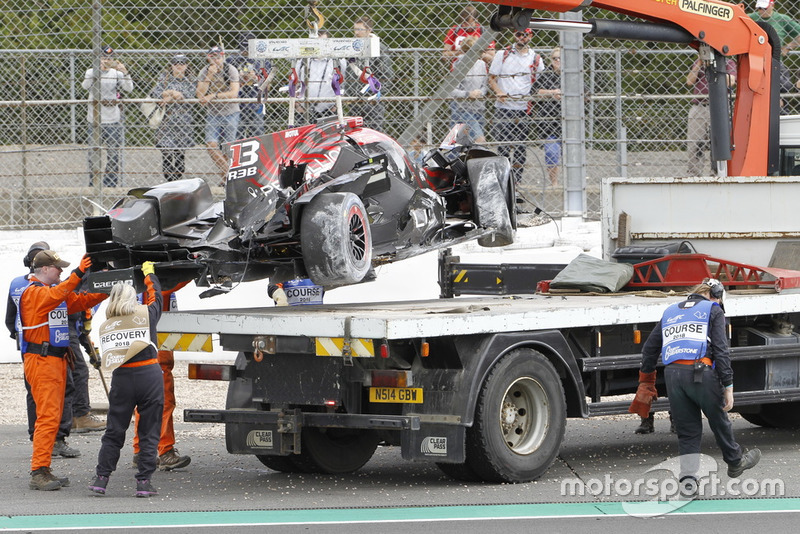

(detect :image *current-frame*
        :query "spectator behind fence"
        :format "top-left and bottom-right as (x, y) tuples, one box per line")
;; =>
(349, 15), (392, 131)
(685, 53), (736, 176)
(197, 45), (240, 180)
(443, 5), (483, 66)
(450, 36), (491, 144)
(294, 30), (347, 122)
(150, 54), (196, 182)
(749, 0), (800, 56)
(533, 48), (563, 187)
(227, 32), (272, 139)
(488, 28), (544, 185)
(82, 45), (133, 188)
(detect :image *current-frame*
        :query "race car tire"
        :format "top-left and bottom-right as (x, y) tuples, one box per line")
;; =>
(301, 192), (372, 288)
(469, 157), (514, 247)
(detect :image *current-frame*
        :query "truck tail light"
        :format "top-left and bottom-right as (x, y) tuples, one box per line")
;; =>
(188, 363), (234, 381)
(380, 340), (389, 358)
(370, 370), (412, 388)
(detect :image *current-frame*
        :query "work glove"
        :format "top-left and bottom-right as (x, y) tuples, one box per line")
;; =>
(65, 346), (76, 371)
(74, 254), (92, 278)
(88, 350), (101, 370)
(142, 261), (156, 277)
(268, 284), (289, 307)
(628, 370), (658, 419)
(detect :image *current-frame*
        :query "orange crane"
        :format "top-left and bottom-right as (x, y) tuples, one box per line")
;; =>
(473, 0), (780, 177)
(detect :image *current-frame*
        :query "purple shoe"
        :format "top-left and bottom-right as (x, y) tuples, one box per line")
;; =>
(89, 475), (109, 495)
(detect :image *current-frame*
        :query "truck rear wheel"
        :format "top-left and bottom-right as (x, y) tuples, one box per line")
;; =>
(465, 348), (566, 483)
(740, 402), (800, 428)
(435, 461), (483, 482)
(256, 455), (302, 473)
(290, 428), (379, 474)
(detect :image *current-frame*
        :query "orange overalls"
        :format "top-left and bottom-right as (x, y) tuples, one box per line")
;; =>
(133, 281), (188, 456)
(20, 273), (106, 472)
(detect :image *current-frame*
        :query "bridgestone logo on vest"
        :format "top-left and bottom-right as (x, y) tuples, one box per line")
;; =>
(664, 346), (698, 358)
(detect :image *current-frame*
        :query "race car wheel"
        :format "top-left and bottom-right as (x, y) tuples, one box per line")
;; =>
(301, 192), (372, 288)
(290, 428), (379, 474)
(469, 157), (514, 247)
(465, 348), (566, 483)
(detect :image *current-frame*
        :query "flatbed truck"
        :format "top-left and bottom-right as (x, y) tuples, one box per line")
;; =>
(163, 172), (800, 483)
(153, 0), (800, 483)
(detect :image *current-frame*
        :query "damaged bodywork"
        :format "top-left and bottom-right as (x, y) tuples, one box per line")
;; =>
(83, 119), (516, 295)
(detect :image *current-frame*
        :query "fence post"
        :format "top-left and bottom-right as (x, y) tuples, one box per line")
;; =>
(21, 55), (29, 227)
(562, 12), (586, 217)
(615, 49), (625, 178)
(413, 50), (420, 119)
(90, 1), (103, 203)
(70, 52), (77, 144)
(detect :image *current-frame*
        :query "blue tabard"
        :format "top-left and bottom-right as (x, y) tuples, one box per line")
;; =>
(8, 274), (28, 351)
(661, 299), (716, 365)
(18, 280), (70, 354)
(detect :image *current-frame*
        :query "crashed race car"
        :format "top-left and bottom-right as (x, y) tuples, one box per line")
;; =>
(83, 118), (516, 296)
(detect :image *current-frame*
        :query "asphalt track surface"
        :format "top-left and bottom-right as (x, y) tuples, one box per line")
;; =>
(1, 411), (799, 532)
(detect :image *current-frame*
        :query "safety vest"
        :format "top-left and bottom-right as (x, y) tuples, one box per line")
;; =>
(18, 279), (70, 354)
(9, 274), (28, 350)
(98, 305), (154, 371)
(283, 278), (324, 306)
(661, 299), (716, 365)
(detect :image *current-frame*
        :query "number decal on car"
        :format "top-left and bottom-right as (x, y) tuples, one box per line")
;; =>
(229, 139), (260, 169)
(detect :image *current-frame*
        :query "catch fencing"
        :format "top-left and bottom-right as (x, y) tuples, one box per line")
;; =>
(2, 1), (800, 228)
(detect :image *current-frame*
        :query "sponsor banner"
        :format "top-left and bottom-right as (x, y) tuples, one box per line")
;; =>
(249, 36), (380, 59)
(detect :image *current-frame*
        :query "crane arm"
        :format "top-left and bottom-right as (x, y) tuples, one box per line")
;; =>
(474, 0), (779, 176)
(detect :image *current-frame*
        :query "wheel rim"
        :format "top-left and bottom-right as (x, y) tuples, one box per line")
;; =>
(348, 206), (368, 262)
(498, 377), (549, 455)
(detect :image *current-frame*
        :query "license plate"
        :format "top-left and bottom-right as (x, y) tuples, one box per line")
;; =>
(369, 387), (423, 403)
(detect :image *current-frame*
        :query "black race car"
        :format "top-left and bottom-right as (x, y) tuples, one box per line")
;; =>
(83, 118), (515, 295)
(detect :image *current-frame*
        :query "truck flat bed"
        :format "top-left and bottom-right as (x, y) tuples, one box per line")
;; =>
(158, 292), (800, 340)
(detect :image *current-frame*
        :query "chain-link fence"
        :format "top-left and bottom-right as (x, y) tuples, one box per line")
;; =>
(3, 1), (800, 228)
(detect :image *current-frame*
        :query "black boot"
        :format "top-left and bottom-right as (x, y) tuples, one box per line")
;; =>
(728, 448), (761, 478)
(635, 414), (655, 434)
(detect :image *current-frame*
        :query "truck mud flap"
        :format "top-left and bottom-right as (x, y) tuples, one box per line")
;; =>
(401, 423), (465, 463)
(226, 422), (296, 456)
